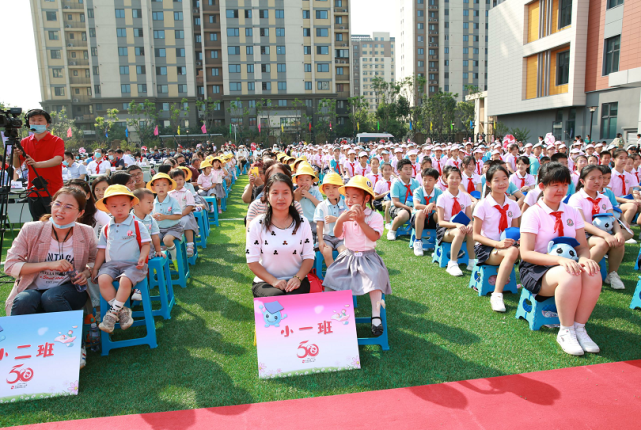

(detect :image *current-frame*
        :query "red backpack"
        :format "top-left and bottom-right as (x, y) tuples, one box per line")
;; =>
(103, 220), (148, 263)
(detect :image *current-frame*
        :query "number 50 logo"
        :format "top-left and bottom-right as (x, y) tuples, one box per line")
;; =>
(7, 364), (34, 384)
(296, 341), (319, 358)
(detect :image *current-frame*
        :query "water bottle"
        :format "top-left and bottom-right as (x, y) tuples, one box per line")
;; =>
(84, 314), (101, 352)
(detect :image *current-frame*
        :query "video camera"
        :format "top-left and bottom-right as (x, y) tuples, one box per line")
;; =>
(0, 108), (23, 139)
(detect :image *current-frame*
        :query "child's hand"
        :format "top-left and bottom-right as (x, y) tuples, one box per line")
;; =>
(614, 232), (626, 246)
(337, 210), (351, 222)
(300, 188), (309, 198)
(604, 234), (618, 248)
(559, 257), (583, 276)
(456, 223), (466, 233)
(136, 256), (146, 269)
(579, 257), (600, 277)
(496, 238), (515, 249)
(351, 204), (365, 223)
(153, 213), (165, 221)
(424, 203), (435, 214)
(520, 186), (529, 193)
(324, 215), (337, 223)
(91, 269), (99, 283)
(293, 187), (303, 201)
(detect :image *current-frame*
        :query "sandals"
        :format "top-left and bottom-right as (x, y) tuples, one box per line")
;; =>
(371, 317), (384, 337)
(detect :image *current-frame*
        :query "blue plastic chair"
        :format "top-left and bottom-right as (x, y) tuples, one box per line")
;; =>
(396, 222), (412, 237)
(146, 256), (175, 320)
(599, 257), (607, 282)
(99, 278), (157, 356)
(468, 264), (518, 296)
(187, 243), (198, 266)
(515, 289), (559, 330)
(193, 211), (207, 249)
(408, 228), (436, 250)
(314, 249), (339, 280)
(203, 196), (220, 226)
(169, 238), (190, 288)
(630, 276), (641, 310)
(354, 294), (390, 351)
(432, 241), (470, 268)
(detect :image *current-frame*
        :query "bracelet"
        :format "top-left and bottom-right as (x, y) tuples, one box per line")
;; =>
(293, 275), (302, 282)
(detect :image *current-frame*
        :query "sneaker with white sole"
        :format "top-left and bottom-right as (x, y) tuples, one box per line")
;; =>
(131, 289), (142, 301)
(466, 259), (476, 271)
(187, 247), (194, 258)
(117, 307), (134, 330)
(387, 230), (397, 241)
(446, 261), (463, 277)
(490, 293), (506, 312)
(557, 328), (585, 356)
(413, 241), (424, 256)
(607, 271), (625, 290)
(575, 325), (600, 353)
(626, 238), (637, 244)
(385, 223), (392, 231)
(99, 311), (119, 334)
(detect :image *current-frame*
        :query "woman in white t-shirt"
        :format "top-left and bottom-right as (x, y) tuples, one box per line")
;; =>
(246, 173), (315, 297)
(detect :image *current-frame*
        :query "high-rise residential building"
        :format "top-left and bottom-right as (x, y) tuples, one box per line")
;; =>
(30, 0), (352, 141)
(487, 0), (640, 142)
(351, 32), (396, 112)
(399, 0), (491, 102)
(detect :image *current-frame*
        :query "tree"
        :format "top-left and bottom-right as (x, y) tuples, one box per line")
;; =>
(315, 98), (337, 142)
(94, 108), (120, 146)
(169, 97), (189, 134)
(256, 98), (273, 143)
(49, 107), (85, 149)
(195, 97), (221, 131)
(494, 121), (510, 140)
(423, 89), (458, 140)
(347, 96), (370, 137)
(455, 100), (475, 135)
(126, 99), (159, 146)
(510, 127), (531, 143)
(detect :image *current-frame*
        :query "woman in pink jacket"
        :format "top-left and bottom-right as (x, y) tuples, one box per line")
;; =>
(4, 187), (97, 316)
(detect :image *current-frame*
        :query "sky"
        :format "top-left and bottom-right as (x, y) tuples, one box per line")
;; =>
(0, 0), (397, 111)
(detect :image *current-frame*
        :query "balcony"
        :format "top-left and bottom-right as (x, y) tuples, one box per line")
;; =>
(64, 21), (86, 29)
(67, 59), (89, 66)
(429, 18), (438, 22)
(196, 77), (204, 86)
(74, 114), (95, 122)
(334, 7), (348, 13)
(70, 77), (90, 85)
(429, 31), (438, 35)
(335, 58), (349, 64)
(71, 95), (91, 103)
(66, 40), (87, 48)
(203, 21), (219, 30)
(429, 43), (438, 48)
(335, 42), (348, 47)
(335, 24), (349, 31)
(193, 7), (200, 14)
(62, 1), (84, 10)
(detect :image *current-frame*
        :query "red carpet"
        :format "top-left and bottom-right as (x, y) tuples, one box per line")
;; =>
(15, 360), (641, 429)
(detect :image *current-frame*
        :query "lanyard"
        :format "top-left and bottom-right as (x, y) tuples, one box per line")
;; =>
(52, 227), (72, 270)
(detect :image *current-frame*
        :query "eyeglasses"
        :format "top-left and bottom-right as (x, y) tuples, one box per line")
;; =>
(52, 201), (79, 212)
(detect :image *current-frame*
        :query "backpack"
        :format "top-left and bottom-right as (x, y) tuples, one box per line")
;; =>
(103, 220), (148, 263)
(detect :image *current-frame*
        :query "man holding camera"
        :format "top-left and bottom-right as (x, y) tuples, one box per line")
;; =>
(13, 109), (65, 221)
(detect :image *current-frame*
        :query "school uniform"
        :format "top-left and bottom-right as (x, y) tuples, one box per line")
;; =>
(523, 187), (542, 207)
(609, 168), (639, 196)
(373, 178), (393, 211)
(97, 214), (151, 286)
(519, 201), (585, 294)
(462, 172), (482, 194)
(355, 163), (371, 176)
(154, 194), (184, 240)
(435, 177), (448, 192)
(298, 187), (323, 235)
(435, 190), (472, 245)
(474, 158), (484, 175)
(410, 162), (421, 178)
(343, 159), (359, 178)
(445, 158), (462, 169)
(329, 158), (342, 175)
(389, 177), (420, 219)
(510, 172), (536, 190)
(365, 172), (382, 188)
(567, 189), (613, 224)
(472, 196), (521, 265)
(169, 188), (200, 235)
(410, 187), (442, 230)
(313, 197), (347, 249)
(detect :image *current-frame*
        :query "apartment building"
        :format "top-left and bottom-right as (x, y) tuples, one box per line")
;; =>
(30, 0), (352, 140)
(398, 0), (491, 103)
(351, 32), (395, 111)
(487, 0), (640, 142)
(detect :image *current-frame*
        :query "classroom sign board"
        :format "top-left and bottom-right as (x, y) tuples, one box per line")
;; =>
(254, 290), (360, 379)
(0, 310), (83, 403)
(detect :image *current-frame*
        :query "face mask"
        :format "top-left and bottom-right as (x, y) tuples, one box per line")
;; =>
(30, 124), (48, 134)
(108, 155), (114, 160)
(95, 153), (101, 158)
(75, 156), (79, 160)
(51, 219), (76, 229)
(62, 161), (69, 167)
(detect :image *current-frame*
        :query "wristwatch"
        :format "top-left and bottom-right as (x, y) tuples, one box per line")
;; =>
(293, 275), (302, 282)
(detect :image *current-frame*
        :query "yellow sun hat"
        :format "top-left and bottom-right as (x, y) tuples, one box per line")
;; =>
(339, 175), (375, 199)
(319, 172), (344, 195)
(178, 166), (192, 181)
(200, 160), (213, 169)
(292, 163), (318, 184)
(146, 172), (177, 192)
(95, 184), (140, 213)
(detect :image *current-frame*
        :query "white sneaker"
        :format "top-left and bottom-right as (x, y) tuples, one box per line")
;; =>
(413, 241), (424, 256)
(131, 289), (142, 301)
(490, 293), (506, 312)
(574, 325), (600, 353)
(626, 238), (637, 244)
(556, 328), (585, 356)
(387, 230), (397, 241)
(466, 259), (476, 271)
(385, 223), (392, 231)
(607, 271), (625, 290)
(446, 261), (463, 277)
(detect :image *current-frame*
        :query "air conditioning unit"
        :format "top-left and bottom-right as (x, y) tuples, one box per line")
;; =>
(64, 5), (70, 9)
(69, 61), (77, 65)
(73, 98), (79, 102)
(66, 24), (72, 28)
(196, 61), (202, 66)
(67, 43), (74, 47)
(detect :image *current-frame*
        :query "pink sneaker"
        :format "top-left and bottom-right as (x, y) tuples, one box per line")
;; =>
(218, 208), (222, 214)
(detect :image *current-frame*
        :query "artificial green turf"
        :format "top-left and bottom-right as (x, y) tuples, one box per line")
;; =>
(2, 176), (641, 426)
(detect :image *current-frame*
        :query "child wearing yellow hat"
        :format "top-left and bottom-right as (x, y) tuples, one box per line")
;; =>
(148, 173), (184, 270)
(197, 159), (226, 213)
(322, 175), (391, 337)
(313, 173), (347, 267)
(293, 164), (322, 238)
(93, 185), (152, 334)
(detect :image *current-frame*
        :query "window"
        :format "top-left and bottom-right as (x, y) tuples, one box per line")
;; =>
(316, 10), (328, 19)
(262, 82), (271, 90)
(277, 64), (286, 72)
(224, 46), (238, 56)
(132, 9), (142, 18)
(463, 35), (469, 42)
(212, 85), (220, 93)
(261, 64), (271, 73)
(54, 87), (65, 96)
(229, 82), (241, 91)
(336, 33), (343, 41)
(317, 46), (329, 55)
(211, 68), (220, 76)
(278, 82), (287, 90)
(463, 72), (469, 79)
(275, 9), (284, 18)
(305, 82), (312, 90)
(177, 66), (186, 75)
(155, 48), (166, 57)
(261, 46), (270, 55)
(134, 28), (143, 37)
(246, 46), (254, 55)
(245, 9), (252, 18)
(276, 28), (285, 37)
(115, 9), (124, 18)
(152, 11), (163, 20)
(418, 23), (424, 29)
(248, 82), (255, 91)
(90, 47), (97, 56)
(121, 84), (131, 93)
(227, 28), (239, 37)
(607, 0), (623, 8)
(418, 48), (424, 55)
(335, 16), (343, 24)
(229, 64), (241, 73)
(153, 30), (164, 39)
(138, 84), (147, 93)
(247, 64), (255, 73)
(48, 31), (59, 40)
(195, 35), (201, 43)
(209, 15), (215, 23)
(317, 81), (330, 90)
(211, 50), (219, 58)
(178, 84), (187, 93)
(303, 28), (311, 37)
(276, 46), (286, 55)
(603, 36), (620, 75)
(601, 102), (618, 139)
(463, 9), (469, 16)
(120, 66), (129, 75)
(463, 60), (469, 67)
(157, 66), (167, 75)
(118, 47), (128, 56)
(89, 28), (96, 37)
(559, 0), (572, 28)
(473, 48), (479, 54)
(260, 28), (269, 37)
(316, 28), (329, 37)
(245, 28), (253, 37)
(175, 30), (184, 39)
(317, 63), (330, 72)
(418, 10), (424, 16)
(210, 33), (218, 41)
(304, 63), (312, 72)
(88, 8), (94, 18)
(556, 50), (570, 85)
(176, 48), (185, 57)
(52, 68), (63, 78)
(226, 9), (238, 18)
(418, 61), (424, 67)
(303, 10), (310, 19)
(259, 9), (268, 18)
(248, 100), (256, 108)
(174, 12), (183, 20)
(135, 47), (145, 56)
(277, 100), (287, 107)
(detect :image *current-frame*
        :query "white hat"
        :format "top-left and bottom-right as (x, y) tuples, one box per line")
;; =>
(585, 144), (595, 149)
(381, 150), (389, 155)
(408, 150), (418, 156)
(546, 144), (556, 149)
(358, 151), (368, 157)
(570, 148), (580, 154)
(491, 150), (501, 155)
(595, 142), (604, 147)
(394, 148), (403, 153)
(558, 144), (567, 149)
(473, 148), (484, 154)
(533, 143), (543, 148)
(524, 143), (533, 148)
(348, 149), (357, 155)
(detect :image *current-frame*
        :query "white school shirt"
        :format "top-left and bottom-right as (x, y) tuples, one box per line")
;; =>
(571, 171), (580, 189)
(523, 187), (542, 207)
(366, 172), (382, 187)
(445, 157), (462, 169)
(510, 172), (536, 189)
(474, 158), (484, 175)
(567, 189), (613, 223)
(520, 201), (585, 255)
(374, 178), (393, 197)
(461, 172), (482, 193)
(409, 162), (420, 178)
(86, 159), (110, 175)
(472, 194), (521, 241)
(355, 163), (371, 176)
(343, 159), (359, 177)
(609, 168), (639, 196)
(504, 153), (518, 172)
(436, 190), (472, 222)
(431, 156), (445, 174)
